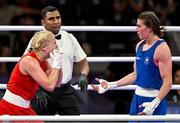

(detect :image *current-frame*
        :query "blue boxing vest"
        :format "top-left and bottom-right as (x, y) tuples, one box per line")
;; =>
(135, 39), (165, 89)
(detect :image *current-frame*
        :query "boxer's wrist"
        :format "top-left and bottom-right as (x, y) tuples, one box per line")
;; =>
(108, 81), (118, 89)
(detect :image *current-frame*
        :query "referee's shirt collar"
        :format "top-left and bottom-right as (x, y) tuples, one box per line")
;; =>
(55, 33), (61, 40)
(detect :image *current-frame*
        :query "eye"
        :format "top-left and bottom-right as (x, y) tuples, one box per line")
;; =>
(56, 16), (60, 20)
(48, 17), (55, 21)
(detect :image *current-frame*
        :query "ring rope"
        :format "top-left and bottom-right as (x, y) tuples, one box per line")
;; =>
(0, 114), (180, 122)
(0, 84), (180, 90)
(1, 56), (180, 62)
(0, 56), (180, 90)
(0, 26), (180, 32)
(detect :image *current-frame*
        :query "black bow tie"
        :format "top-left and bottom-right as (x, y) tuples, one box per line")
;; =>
(55, 34), (61, 40)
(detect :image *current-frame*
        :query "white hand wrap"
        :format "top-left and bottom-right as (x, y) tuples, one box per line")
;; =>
(98, 79), (117, 94)
(49, 48), (63, 69)
(141, 97), (160, 115)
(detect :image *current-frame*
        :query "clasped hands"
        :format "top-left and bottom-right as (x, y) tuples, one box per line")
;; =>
(49, 48), (63, 69)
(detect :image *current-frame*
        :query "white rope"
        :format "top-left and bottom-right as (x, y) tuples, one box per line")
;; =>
(1, 26), (180, 32)
(0, 114), (180, 122)
(1, 84), (180, 90)
(1, 56), (180, 62)
(0, 57), (180, 90)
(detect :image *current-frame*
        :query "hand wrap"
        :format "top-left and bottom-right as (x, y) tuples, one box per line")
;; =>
(49, 48), (63, 69)
(140, 97), (160, 115)
(97, 79), (117, 94)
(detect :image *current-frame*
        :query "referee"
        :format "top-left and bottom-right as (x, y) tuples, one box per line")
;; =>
(24, 6), (89, 115)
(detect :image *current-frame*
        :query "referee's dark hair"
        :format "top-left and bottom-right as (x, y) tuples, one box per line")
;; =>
(41, 6), (59, 19)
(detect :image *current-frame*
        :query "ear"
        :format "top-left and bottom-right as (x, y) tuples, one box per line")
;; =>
(41, 44), (46, 51)
(41, 19), (44, 26)
(148, 27), (153, 32)
(42, 47), (49, 56)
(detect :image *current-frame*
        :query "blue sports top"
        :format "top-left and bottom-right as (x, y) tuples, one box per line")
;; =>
(135, 39), (165, 89)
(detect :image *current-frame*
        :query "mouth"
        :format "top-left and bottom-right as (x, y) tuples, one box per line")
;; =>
(53, 26), (60, 30)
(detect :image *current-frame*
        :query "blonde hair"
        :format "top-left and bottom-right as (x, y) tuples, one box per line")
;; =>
(31, 30), (54, 50)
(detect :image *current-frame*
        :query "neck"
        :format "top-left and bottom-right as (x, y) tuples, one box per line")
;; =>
(145, 34), (159, 45)
(146, 34), (154, 43)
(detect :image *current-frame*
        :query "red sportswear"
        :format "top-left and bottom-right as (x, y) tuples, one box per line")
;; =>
(0, 51), (47, 116)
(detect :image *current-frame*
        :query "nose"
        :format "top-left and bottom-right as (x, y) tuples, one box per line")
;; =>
(136, 27), (138, 32)
(54, 18), (60, 24)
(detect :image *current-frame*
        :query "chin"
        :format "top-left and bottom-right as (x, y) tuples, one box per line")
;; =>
(54, 28), (60, 33)
(140, 36), (145, 40)
(138, 36), (142, 40)
(50, 29), (58, 35)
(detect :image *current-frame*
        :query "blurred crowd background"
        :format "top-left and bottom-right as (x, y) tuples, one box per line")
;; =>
(0, 0), (180, 114)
